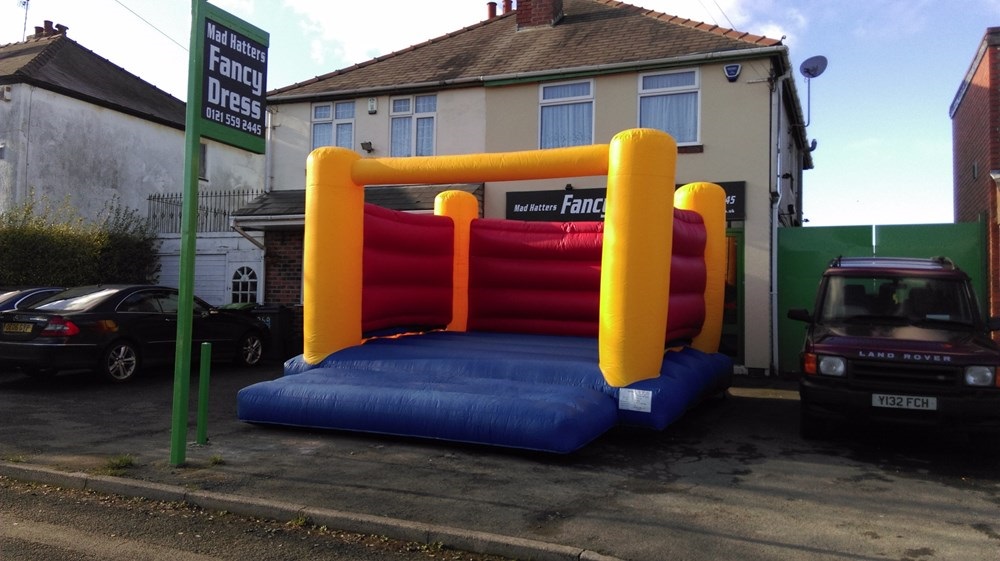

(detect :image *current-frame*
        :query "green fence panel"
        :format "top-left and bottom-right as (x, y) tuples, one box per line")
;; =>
(777, 226), (873, 375)
(874, 222), (987, 312)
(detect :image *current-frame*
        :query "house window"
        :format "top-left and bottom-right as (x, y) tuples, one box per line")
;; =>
(231, 266), (258, 304)
(638, 70), (700, 144)
(539, 80), (593, 149)
(390, 95), (436, 157)
(312, 101), (355, 150)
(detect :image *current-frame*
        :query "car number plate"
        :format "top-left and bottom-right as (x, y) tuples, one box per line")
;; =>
(2, 322), (33, 334)
(871, 393), (937, 411)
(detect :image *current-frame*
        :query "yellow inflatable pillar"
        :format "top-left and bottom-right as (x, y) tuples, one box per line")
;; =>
(303, 147), (364, 364)
(434, 190), (479, 331)
(599, 129), (678, 387)
(676, 182), (727, 353)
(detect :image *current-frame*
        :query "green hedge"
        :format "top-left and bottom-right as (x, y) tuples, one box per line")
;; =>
(0, 197), (160, 287)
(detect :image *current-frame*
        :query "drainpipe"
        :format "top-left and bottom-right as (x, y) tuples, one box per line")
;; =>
(264, 107), (274, 193)
(770, 69), (790, 376)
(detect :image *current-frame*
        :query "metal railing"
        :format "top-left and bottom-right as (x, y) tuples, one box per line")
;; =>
(147, 189), (261, 234)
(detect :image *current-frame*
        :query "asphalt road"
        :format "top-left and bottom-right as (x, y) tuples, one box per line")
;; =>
(0, 362), (998, 561)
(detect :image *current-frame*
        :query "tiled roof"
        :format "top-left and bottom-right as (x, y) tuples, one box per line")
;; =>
(232, 184), (485, 225)
(0, 30), (185, 128)
(269, 0), (783, 100)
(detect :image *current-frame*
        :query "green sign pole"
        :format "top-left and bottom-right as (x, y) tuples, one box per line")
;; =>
(170, 0), (207, 467)
(171, 0), (267, 466)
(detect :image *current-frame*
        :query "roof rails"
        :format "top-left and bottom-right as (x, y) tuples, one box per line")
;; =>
(827, 255), (958, 271)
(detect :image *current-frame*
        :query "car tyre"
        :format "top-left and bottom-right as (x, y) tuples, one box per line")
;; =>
(101, 340), (140, 383)
(235, 331), (264, 367)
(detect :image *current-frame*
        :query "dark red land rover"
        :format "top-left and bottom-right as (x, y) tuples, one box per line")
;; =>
(788, 256), (1000, 438)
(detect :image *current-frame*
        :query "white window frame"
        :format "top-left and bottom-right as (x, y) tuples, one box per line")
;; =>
(231, 266), (259, 304)
(390, 94), (437, 157)
(637, 69), (701, 145)
(538, 79), (594, 149)
(311, 101), (355, 150)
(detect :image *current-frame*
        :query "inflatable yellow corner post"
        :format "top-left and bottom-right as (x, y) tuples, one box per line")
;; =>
(303, 147), (364, 364)
(599, 129), (678, 387)
(676, 182), (727, 353)
(434, 190), (479, 331)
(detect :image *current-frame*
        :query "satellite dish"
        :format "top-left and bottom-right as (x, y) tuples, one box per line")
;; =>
(798, 55), (828, 128)
(799, 55), (828, 79)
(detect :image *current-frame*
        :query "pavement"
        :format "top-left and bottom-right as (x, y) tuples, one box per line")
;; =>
(1, 362), (998, 561)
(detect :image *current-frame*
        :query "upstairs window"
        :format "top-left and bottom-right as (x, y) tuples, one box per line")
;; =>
(390, 94), (436, 157)
(639, 70), (700, 145)
(312, 101), (355, 150)
(539, 80), (593, 149)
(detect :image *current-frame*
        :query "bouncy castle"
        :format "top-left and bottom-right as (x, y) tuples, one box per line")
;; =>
(237, 128), (733, 453)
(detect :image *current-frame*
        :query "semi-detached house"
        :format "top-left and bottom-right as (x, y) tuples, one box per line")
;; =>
(236, 0), (814, 375)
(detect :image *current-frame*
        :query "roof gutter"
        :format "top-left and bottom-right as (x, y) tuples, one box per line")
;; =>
(268, 45), (789, 103)
(230, 214), (306, 233)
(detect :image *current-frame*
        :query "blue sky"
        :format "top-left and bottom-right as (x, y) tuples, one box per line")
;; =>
(3, 0), (998, 226)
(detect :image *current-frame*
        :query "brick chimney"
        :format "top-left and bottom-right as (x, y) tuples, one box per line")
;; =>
(28, 20), (68, 40)
(516, 0), (563, 29)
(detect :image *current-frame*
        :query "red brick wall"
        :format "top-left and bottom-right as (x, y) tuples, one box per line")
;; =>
(263, 230), (305, 352)
(264, 230), (304, 305)
(952, 31), (1000, 323)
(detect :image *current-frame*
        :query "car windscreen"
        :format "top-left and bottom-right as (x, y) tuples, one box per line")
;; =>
(30, 287), (119, 312)
(818, 275), (976, 326)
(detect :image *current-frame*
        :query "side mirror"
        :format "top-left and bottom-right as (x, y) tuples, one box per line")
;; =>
(787, 308), (812, 323)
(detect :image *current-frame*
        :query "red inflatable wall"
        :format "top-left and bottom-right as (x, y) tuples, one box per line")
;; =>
(467, 219), (604, 337)
(465, 209), (707, 343)
(362, 204), (454, 334)
(665, 209), (707, 344)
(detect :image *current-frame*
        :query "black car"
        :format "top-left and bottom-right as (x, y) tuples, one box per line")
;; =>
(0, 285), (268, 382)
(0, 287), (64, 311)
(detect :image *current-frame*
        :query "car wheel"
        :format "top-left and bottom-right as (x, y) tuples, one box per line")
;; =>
(235, 332), (264, 367)
(101, 340), (140, 383)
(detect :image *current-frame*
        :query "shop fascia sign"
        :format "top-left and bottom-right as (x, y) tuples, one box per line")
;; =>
(506, 181), (745, 221)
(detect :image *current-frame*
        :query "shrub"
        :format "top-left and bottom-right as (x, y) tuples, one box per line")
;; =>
(0, 194), (160, 287)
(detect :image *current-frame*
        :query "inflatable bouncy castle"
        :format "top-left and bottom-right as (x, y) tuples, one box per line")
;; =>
(237, 128), (733, 453)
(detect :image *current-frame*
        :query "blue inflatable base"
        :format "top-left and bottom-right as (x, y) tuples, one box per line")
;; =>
(237, 332), (732, 453)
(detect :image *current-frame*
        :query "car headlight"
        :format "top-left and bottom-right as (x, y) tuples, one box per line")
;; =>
(964, 366), (995, 387)
(818, 355), (846, 377)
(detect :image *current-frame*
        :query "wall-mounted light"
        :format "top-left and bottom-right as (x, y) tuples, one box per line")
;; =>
(360, 141), (374, 153)
(367, 97), (377, 114)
